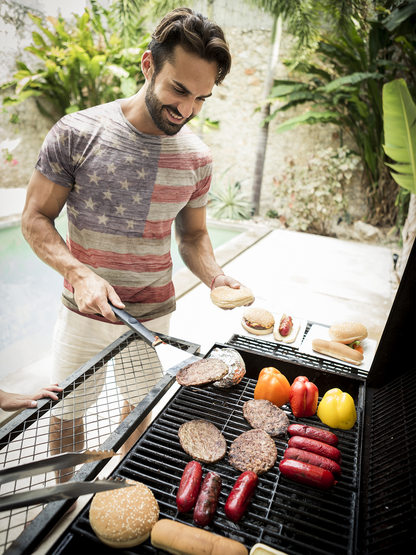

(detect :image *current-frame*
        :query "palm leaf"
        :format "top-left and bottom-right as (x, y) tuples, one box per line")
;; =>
(275, 110), (340, 134)
(383, 79), (416, 194)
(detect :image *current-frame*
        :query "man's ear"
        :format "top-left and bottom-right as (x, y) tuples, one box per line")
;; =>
(141, 50), (154, 81)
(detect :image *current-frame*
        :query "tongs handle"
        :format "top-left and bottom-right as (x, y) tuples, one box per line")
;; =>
(109, 302), (157, 346)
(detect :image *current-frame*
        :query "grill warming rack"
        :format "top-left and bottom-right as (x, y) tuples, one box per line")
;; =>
(0, 331), (199, 555)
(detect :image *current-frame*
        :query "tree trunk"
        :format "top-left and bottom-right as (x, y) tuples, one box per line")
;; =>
(398, 193), (416, 279)
(250, 14), (283, 215)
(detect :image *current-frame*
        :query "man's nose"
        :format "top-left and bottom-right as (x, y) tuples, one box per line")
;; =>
(179, 98), (199, 119)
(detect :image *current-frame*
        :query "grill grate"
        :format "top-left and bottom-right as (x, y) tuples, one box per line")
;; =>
(364, 368), (416, 555)
(0, 331), (199, 555)
(227, 331), (371, 380)
(47, 365), (364, 555)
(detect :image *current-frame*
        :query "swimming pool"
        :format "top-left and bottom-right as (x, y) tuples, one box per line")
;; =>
(0, 214), (241, 379)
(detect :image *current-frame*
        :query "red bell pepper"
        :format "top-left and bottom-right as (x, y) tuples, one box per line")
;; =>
(289, 376), (319, 418)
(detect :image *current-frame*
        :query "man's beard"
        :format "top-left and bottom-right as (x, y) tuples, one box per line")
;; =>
(144, 74), (195, 136)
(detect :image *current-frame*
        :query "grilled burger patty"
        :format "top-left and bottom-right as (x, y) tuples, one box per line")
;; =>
(178, 420), (227, 463)
(243, 399), (289, 437)
(176, 359), (229, 387)
(228, 429), (277, 475)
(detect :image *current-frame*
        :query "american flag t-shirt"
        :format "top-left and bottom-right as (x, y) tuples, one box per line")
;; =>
(35, 100), (212, 322)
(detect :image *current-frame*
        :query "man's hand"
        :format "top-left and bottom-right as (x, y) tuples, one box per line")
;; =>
(72, 270), (125, 323)
(211, 274), (255, 309)
(0, 385), (63, 412)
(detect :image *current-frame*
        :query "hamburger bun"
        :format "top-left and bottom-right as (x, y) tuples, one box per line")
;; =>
(242, 307), (274, 336)
(312, 339), (364, 365)
(89, 479), (159, 548)
(328, 322), (368, 344)
(210, 286), (255, 308)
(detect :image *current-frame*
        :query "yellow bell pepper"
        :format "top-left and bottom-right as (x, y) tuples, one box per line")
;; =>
(317, 388), (357, 430)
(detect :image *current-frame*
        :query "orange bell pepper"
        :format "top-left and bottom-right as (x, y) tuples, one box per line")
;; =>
(254, 367), (291, 407)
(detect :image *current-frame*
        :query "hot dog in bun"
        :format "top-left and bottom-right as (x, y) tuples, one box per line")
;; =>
(312, 339), (364, 365)
(274, 314), (300, 344)
(242, 308), (274, 335)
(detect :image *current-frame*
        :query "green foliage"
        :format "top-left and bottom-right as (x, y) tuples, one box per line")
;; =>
(188, 116), (220, 134)
(383, 79), (416, 194)
(1, 4), (150, 119)
(266, 2), (416, 225)
(208, 169), (251, 220)
(271, 146), (362, 235)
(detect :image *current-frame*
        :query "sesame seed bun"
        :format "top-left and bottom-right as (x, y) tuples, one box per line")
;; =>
(242, 307), (274, 335)
(89, 479), (159, 548)
(328, 322), (368, 344)
(210, 286), (255, 308)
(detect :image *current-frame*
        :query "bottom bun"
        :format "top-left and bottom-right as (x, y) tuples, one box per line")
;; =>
(242, 319), (273, 335)
(151, 519), (248, 555)
(312, 339), (363, 365)
(89, 479), (159, 548)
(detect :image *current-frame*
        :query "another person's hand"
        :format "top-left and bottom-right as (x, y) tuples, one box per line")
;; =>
(72, 271), (125, 323)
(0, 385), (63, 412)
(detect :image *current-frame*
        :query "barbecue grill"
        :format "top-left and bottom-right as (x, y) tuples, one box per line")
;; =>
(1, 242), (415, 555)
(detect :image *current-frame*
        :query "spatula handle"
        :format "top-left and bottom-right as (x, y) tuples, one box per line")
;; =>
(109, 302), (156, 347)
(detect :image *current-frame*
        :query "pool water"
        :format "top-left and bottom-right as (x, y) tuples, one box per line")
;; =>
(0, 214), (240, 378)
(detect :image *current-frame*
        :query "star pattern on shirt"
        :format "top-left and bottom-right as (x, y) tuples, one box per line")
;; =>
(73, 183), (82, 193)
(142, 147), (149, 157)
(92, 146), (104, 157)
(136, 168), (147, 180)
(88, 171), (101, 185)
(132, 192), (142, 204)
(103, 190), (112, 200)
(84, 197), (96, 210)
(72, 153), (86, 165)
(126, 220), (134, 229)
(125, 154), (134, 164)
(50, 162), (63, 174)
(116, 204), (126, 216)
(110, 136), (121, 148)
(120, 179), (130, 190)
(106, 162), (117, 174)
(57, 133), (68, 145)
(98, 214), (108, 226)
(78, 127), (90, 139)
(68, 206), (79, 219)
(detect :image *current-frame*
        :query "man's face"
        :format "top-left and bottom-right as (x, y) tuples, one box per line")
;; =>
(144, 46), (219, 136)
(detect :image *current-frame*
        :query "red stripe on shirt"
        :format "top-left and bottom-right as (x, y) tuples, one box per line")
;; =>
(142, 219), (173, 239)
(67, 239), (172, 272)
(151, 176), (211, 203)
(63, 281), (174, 304)
(158, 151), (212, 170)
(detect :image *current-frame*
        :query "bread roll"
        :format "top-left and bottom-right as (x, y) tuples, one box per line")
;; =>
(328, 322), (368, 344)
(210, 286), (255, 308)
(312, 339), (363, 365)
(151, 519), (248, 555)
(89, 479), (159, 548)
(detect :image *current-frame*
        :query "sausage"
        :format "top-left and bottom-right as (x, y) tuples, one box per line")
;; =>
(279, 316), (293, 337)
(193, 471), (222, 527)
(176, 461), (203, 513)
(283, 447), (341, 478)
(279, 459), (335, 490)
(224, 471), (259, 522)
(288, 435), (341, 463)
(287, 423), (339, 447)
(151, 519), (248, 555)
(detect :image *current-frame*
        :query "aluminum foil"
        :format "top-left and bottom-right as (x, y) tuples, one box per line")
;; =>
(209, 348), (246, 388)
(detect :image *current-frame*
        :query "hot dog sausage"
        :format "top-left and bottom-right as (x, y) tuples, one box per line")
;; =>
(224, 471), (259, 522)
(288, 435), (341, 463)
(176, 461), (203, 513)
(279, 316), (293, 337)
(287, 423), (338, 447)
(279, 459), (335, 490)
(283, 447), (341, 478)
(193, 471), (222, 527)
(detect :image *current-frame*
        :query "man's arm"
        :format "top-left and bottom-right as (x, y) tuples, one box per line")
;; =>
(174, 204), (241, 290)
(21, 169), (124, 322)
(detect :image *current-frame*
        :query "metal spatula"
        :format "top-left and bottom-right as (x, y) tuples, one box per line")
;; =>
(109, 303), (198, 374)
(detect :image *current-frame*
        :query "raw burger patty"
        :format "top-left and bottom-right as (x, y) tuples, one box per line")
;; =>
(176, 359), (228, 386)
(178, 420), (227, 463)
(243, 399), (289, 437)
(228, 429), (277, 475)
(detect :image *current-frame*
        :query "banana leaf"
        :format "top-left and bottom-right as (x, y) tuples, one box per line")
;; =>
(383, 79), (416, 194)
(275, 110), (340, 134)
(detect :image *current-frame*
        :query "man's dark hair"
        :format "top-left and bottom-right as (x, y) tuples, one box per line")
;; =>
(148, 7), (231, 85)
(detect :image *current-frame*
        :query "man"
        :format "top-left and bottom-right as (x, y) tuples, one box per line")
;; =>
(22, 8), (245, 480)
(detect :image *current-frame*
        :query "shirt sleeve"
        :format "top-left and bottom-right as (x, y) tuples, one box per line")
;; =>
(185, 148), (213, 209)
(35, 117), (76, 188)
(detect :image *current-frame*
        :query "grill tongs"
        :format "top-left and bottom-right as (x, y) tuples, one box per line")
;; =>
(0, 450), (131, 511)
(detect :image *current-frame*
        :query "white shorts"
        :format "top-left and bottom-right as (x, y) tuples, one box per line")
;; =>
(51, 304), (171, 420)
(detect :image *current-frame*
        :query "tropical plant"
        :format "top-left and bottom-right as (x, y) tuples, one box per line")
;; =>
(245, 0), (370, 215)
(266, 1), (416, 227)
(382, 78), (416, 275)
(208, 168), (251, 220)
(1, 3), (150, 119)
(270, 145), (362, 235)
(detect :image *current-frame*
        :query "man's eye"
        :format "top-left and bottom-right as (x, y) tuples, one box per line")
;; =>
(174, 88), (186, 95)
